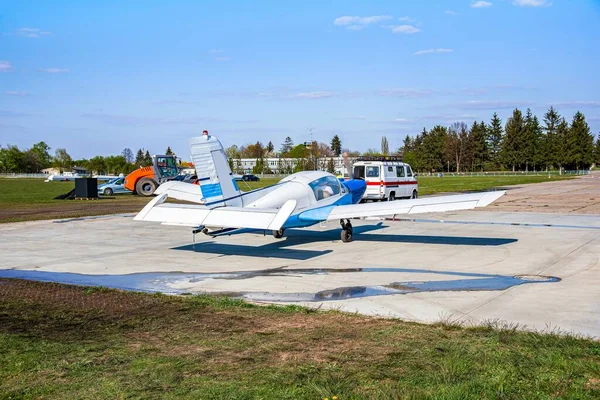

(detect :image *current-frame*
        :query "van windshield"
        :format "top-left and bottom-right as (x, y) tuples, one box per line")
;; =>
(366, 166), (379, 178)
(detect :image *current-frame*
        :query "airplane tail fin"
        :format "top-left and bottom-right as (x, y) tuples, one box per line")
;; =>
(189, 133), (242, 206)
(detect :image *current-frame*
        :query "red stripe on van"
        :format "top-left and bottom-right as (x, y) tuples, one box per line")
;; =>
(366, 181), (418, 186)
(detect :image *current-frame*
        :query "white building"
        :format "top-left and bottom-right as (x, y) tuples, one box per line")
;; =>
(233, 156), (355, 176)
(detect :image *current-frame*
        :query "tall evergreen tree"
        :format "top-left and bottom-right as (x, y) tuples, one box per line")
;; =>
(543, 106), (561, 170)
(470, 121), (488, 171)
(502, 108), (525, 171)
(381, 136), (390, 156)
(554, 118), (570, 173)
(135, 149), (144, 166)
(143, 150), (152, 167)
(280, 136), (294, 155)
(330, 135), (342, 156)
(594, 135), (600, 166)
(487, 113), (503, 169)
(266, 141), (274, 154)
(522, 109), (538, 172)
(568, 112), (595, 169)
(421, 126), (447, 172)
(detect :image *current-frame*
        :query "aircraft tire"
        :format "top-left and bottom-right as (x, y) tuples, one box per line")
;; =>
(136, 178), (158, 196)
(273, 229), (285, 239)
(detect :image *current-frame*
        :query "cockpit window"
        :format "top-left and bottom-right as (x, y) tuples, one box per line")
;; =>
(366, 166), (379, 178)
(309, 176), (341, 200)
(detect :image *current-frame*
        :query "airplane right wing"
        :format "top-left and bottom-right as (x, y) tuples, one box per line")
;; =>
(134, 193), (297, 230)
(298, 191), (505, 222)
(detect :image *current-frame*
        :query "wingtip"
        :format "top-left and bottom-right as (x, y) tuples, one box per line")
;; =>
(476, 190), (506, 207)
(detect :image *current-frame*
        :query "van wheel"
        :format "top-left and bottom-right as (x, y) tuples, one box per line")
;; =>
(388, 192), (395, 201)
(136, 178), (158, 196)
(412, 190), (418, 199)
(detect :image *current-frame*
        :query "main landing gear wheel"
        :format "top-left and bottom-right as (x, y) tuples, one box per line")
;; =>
(340, 219), (353, 243)
(273, 229), (285, 239)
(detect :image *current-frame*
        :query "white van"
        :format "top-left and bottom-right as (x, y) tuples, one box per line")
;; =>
(352, 157), (418, 201)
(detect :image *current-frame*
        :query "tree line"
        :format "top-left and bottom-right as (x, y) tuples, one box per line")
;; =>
(401, 108), (599, 173)
(0, 144), (179, 175)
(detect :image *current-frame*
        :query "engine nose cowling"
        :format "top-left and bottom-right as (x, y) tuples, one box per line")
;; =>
(342, 179), (367, 204)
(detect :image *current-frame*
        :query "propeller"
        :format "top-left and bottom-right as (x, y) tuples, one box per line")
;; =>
(342, 152), (354, 180)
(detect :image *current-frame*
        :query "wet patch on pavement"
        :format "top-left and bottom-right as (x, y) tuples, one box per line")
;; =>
(0, 267), (560, 302)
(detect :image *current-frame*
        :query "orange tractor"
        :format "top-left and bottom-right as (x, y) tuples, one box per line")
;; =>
(124, 155), (180, 196)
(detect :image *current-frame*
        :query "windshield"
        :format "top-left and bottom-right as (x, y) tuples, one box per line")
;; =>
(309, 176), (341, 201)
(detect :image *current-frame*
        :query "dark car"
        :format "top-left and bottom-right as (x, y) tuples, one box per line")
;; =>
(242, 174), (260, 182)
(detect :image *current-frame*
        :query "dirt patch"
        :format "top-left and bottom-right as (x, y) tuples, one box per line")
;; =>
(0, 197), (149, 223)
(480, 173), (600, 214)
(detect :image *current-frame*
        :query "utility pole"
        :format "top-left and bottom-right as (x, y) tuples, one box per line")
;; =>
(307, 128), (315, 171)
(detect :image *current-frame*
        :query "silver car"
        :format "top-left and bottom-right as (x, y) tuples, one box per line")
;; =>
(98, 177), (131, 195)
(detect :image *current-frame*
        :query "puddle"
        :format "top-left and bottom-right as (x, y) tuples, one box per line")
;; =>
(0, 267), (560, 302)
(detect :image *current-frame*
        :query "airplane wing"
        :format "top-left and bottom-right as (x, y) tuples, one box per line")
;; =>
(298, 191), (505, 222)
(134, 193), (297, 230)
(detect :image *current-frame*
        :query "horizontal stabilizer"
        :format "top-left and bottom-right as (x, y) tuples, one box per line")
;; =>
(154, 181), (205, 204)
(323, 191), (505, 220)
(134, 194), (296, 231)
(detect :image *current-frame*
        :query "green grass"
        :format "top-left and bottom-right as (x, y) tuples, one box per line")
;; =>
(1, 279), (599, 399)
(0, 174), (574, 223)
(415, 174), (573, 196)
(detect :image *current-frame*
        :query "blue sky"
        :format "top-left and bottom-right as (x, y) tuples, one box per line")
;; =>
(1, 0), (599, 159)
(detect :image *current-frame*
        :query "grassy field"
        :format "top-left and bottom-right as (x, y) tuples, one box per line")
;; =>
(0, 174), (573, 223)
(1, 279), (599, 399)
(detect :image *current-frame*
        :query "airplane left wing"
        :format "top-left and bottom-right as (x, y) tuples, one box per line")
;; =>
(298, 191), (505, 221)
(134, 193), (297, 230)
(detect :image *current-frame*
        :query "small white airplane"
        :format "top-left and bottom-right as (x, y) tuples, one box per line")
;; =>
(134, 132), (505, 242)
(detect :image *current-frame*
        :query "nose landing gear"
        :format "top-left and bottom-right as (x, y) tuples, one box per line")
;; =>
(340, 219), (353, 243)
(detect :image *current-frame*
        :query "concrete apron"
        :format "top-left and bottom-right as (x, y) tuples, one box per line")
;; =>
(0, 210), (599, 338)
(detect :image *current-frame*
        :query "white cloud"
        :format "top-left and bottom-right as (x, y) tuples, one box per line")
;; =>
(390, 25), (421, 34)
(414, 48), (453, 56)
(552, 101), (600, 108)
(15, 28), (52, 38)
(0, 61), (12, 72)
(289, 91), (337, 99)
(471, 1), (493, 8)
(444, 10), (459, 15)
(457, 100), (534, 109)
(379, 88), (433, 97)
(5, 91), (29, 96)
(398, 16), (414, 22)
(42, 68), (69, 73)
(513, 0), (551, 6)
(334, 15), (392, 26)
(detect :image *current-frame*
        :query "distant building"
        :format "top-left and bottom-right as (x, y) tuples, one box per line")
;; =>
(232, 156), (355, 176)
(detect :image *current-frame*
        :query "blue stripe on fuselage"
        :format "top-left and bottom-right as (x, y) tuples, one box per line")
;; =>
(282, 193), (353, 229)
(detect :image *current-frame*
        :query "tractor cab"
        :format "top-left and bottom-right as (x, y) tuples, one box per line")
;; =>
(154, 155), (179, 179)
